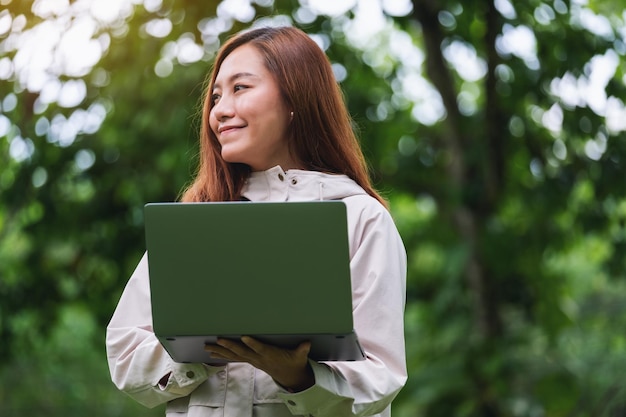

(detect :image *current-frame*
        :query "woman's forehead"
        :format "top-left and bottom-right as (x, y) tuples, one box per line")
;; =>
(215, 44), (266, 83)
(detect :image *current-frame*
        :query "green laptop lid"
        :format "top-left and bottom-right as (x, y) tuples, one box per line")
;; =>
(144, 201), (354, 338)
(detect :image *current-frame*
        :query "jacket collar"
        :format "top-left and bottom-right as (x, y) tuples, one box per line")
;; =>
(241, 165), (367, 202)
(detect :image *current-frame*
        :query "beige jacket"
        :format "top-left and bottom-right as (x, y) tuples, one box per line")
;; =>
(106, 166), (407, 417)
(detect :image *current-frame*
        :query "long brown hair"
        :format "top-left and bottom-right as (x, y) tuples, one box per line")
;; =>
(180, 26), (386, 207)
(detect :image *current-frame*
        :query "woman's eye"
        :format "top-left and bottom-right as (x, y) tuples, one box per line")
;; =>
(211, 93), (221, 104)
(234, 84), (247, 92)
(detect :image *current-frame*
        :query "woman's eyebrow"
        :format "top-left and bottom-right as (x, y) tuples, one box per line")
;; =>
(213, 72), (259, 89)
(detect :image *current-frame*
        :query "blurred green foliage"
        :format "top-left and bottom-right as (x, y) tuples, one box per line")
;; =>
(1, 0), (626, 416)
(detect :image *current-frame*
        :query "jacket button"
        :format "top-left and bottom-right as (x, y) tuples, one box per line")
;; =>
(291, 178), (297, 185)
(278, 173), (284, 181)
(186, 371), (195, 379)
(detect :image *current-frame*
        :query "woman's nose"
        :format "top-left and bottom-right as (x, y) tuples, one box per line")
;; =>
(212, 94), (234, 121)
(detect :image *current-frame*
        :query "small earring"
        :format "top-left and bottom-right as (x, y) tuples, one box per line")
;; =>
(290, 111), (294, 119)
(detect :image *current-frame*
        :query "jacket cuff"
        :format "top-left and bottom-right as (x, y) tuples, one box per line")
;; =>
(160, 362), (224, 396)
(276, 360), (350, 416)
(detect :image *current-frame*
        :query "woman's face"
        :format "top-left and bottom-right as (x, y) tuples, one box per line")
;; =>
(209, 44), (297, 172)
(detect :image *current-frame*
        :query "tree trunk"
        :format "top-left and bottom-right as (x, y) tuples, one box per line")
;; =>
(410, 0), (503, 340)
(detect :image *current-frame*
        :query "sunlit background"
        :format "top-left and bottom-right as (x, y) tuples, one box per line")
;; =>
(2, 0), (624, 165)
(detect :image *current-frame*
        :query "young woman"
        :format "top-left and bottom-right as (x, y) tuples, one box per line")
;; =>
(106, 26), (407, 417)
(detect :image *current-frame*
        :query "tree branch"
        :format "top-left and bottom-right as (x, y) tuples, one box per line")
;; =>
(484, 0), (506, 204)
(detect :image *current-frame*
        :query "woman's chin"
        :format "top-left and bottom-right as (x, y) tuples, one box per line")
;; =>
(220, 150), (247, 165)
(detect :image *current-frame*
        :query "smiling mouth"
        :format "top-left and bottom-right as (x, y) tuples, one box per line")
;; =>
(218, 125), (243, 134)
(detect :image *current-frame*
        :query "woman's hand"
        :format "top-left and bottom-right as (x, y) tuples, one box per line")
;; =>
(205, 336), (314, 392)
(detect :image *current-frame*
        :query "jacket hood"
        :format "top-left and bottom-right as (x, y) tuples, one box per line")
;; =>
(241, 165), (367, 202)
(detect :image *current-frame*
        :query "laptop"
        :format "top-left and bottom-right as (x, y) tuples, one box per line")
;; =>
(144, 201), (365, 364)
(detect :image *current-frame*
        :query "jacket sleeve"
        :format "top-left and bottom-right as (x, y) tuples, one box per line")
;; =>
(277, 196), (408, 416)
(105, 253), (224, 408)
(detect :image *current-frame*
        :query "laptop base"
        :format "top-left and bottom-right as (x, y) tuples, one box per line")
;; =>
(158, 333), (365, 364)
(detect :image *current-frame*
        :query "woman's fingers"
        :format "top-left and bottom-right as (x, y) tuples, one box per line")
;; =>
(205, 339), (247, 360)
(240, 335), (266, 353)
(205, 337), (311, 369)
(204, 344), (231, 359)
(205, 337), (314, 390)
